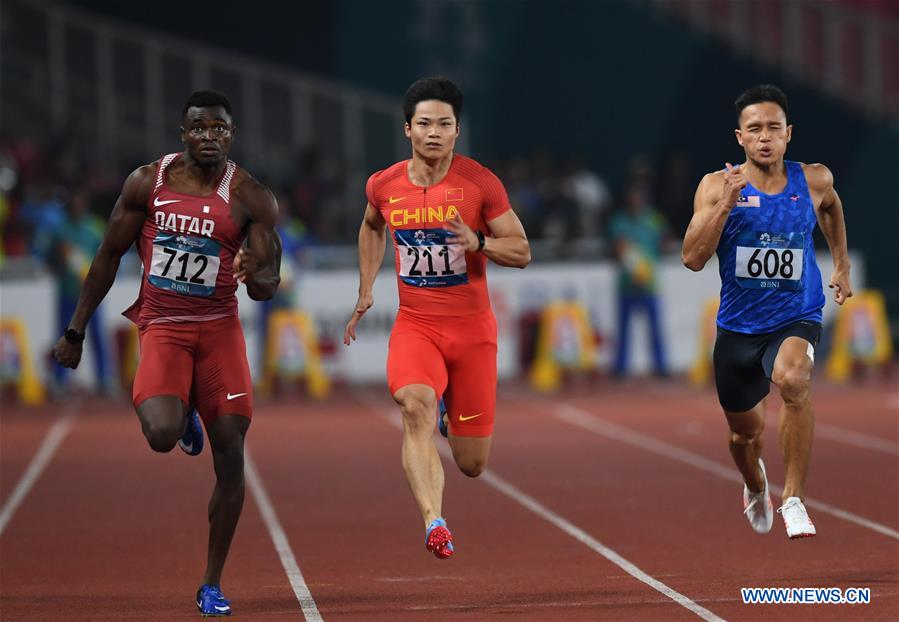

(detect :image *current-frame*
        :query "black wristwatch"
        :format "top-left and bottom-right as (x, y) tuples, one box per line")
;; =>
(475, 230), (486, 252)
(64, 328), (85, 344)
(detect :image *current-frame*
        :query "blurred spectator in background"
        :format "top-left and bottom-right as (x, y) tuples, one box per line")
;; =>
(560, 153), (611, 242)
(531, 148), (571, 248)
(628, 153), (655, 191)
(610, 184), (669, 377)
(291, 147), (353, 242)
(505, 155), (542, 238)
(0, 146), (25, 263)
(656, 151), (696, 238)
(22, 176), (67, 257)
(292, 148), (326, 238)
(43, 186), (112, 393)
(531, 148), (557, 212)
(258, 188), (313, 364)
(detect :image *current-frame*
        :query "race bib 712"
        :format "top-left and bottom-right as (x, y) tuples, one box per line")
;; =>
(148, 233), (221, 297)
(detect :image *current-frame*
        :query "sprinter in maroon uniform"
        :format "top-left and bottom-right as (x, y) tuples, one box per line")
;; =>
(53, 91), (281, 617)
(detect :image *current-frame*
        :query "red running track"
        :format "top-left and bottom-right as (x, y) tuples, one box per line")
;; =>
(1, 377), (897, 621)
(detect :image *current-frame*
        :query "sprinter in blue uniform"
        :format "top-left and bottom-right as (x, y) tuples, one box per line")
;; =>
(682, 85), (852, 539)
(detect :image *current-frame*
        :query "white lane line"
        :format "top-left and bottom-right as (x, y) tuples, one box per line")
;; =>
(0, 407), (79, 537)
(555, 403), (899, 541)
(477, 470), (725, 622)
(244, 448), (323, 622)
(815, 423), (899, 457)
(360, 394), (726, 622)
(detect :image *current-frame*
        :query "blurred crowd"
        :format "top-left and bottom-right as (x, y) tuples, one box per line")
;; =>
(1, 132), (696, 261)
(2, 131), (700, 384)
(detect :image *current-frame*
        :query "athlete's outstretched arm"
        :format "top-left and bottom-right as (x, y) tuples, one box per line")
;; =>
(344, 203), (387, 345)
(234, 180), (281, 301)
(682, 163), (746, 271)
(809, 164), (852, 305)
(445, 210), (531, 268)
(52, 166), (152, 368)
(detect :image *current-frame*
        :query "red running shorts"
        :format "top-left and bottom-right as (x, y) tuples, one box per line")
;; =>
(133, 315), (253, 424)
(387, 309), (497, 437)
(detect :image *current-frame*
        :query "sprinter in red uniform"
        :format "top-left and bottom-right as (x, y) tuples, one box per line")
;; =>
(344, 77), (530, 559)
(52, 91), (281, 617)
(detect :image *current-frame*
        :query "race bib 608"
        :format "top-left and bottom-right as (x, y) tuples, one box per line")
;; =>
(735, 231), (804, 291)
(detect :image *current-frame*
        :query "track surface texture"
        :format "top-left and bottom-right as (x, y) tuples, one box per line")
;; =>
(2, 375), (897, 621)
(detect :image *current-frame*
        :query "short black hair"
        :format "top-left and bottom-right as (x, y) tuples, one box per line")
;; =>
(402, 77), (463, 124)
(182, 90), (233, 120)
(735, 84), (788, 123)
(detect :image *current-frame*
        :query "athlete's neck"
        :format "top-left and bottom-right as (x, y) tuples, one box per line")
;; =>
(180, 153), (226, 189)
(743, 158), (787, 194)
(407, 152), (454, 187)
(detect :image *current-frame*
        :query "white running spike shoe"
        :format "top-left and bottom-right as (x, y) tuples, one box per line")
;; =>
(743, 458), (774, 534)
(778, 496), (817, 539)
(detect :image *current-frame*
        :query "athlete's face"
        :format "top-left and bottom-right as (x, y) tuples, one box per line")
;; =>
(405, 100), (459, 161)
(735, 102), (791, 167)
(181, 106), (234, 168)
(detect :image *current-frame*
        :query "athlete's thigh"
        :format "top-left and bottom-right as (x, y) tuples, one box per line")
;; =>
(133, 323), (195, 410)
(135, 395), (186, 434)
(763, 321), (821, 383)
(713, 327), (769, 413)
(443, 313), (497, 438)
(724, 398), (767, 437)
(387, 314), (448, 397)
(194, 317), (253, 426)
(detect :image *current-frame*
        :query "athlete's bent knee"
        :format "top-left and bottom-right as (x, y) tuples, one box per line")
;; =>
(144, 424), (181, 453)
(726, 409), (764, 447)
(456, 457), (487, 478)
(730, 430), (761, 447)
(777, 368), (810, 406)
(399, 396), (436, 432)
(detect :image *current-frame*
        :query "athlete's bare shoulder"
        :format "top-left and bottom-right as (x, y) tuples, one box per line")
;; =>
(120, 162), (158, 209)
(700, 169), (727, 186)
(231, 166), (264, 194)
(231, 167), (277, 222)
(800, 162), (834, 193)
(231, 167), (274, 202)
(694, 169), (726, 206)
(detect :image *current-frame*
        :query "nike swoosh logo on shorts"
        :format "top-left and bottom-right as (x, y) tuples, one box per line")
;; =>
(154, 197), (181, 207)
(226, 392), (247, 400)
(458, 413), (483, 422)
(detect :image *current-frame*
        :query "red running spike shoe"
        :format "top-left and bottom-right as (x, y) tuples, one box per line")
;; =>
(425, 518), (454, 559)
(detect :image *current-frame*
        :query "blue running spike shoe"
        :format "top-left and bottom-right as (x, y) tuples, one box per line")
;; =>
(178, 408), (204, 456)
(437, 396), (449, 438)
(196, 584), (231, 617)
(425, 517), (454, 559)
